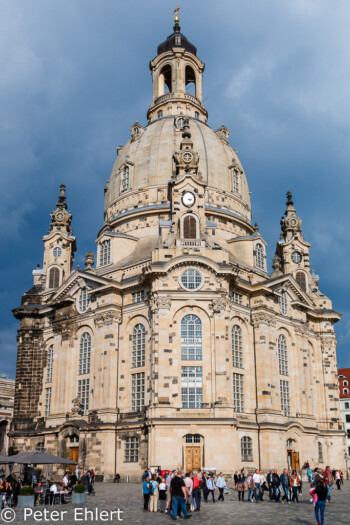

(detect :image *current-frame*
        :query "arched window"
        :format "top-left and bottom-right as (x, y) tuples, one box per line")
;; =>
(48, 267), (60, 288)
(132, 324), (146, 368)
(181, 315), (202, 360)
(185, 65), (196, 96)
(195, 111), (199, 120)
(46, 345), (53, 383)
(344, 381), (348, 386)
(232, 169), (239, 192)
(241, 436), (253, 461)
(255, 244), (264, 269)
(157, 110), (163, 119)
(286, 438), (294, 448)
(278, 291), (288, 315)
(183, 215), (197, 239)
(232, 325), (243, 368)
(122, 166), (130, 191)
(318, 442), (323, 462)
(79, 288), (90, 313)
(100, 240), (111, 266)
(159, 65), (172, 95)
(79, 332), (91, 375)
(344, 388), (349, 395)
(185, 434), (200, 443)
(295, 271), (307, 292)
(278, 334), (288, 376)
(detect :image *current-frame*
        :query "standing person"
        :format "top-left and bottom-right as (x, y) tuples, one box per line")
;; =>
(202, 472), (208, 503)
(267, 470), (274, 500)
(158, 477), (167, 512)
(280, 469), (290, 503)
(184, 473), (193, 511)
(253, 469), (261, 502)
(170, 471), (192, 520)
(236, 474), (246, 501)
(307, 467), (313, 483)
(272, 469), (281, 502)
(323, 466), (334, 502)
(216, 472), (226, 502)
(233, 471), (239, 486)
(69, 472), (77, 489)
(247, 472), (254, 502)
(142, 476), (152, 512)
(62, 472), (69, 487)
(259, 470), (266, 501)
(314, 478), (328, 525)
(335, 470), (341, 490)
(206, 475), (216, 503)
(149, 473), (159, 512)
(192, 472), (201, 512)
(290, 470), (301, 502)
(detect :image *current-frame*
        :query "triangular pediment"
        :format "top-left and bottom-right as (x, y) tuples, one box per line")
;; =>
(49, 270), (111, 303)
(258, 274), (314, 308)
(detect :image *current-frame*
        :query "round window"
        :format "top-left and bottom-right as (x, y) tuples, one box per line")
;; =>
(292, 251), (301, 263)
(53, 247), (62, 258)
(180, 269), (202, 290)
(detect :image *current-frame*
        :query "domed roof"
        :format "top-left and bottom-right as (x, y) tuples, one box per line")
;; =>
(157, 24), (197, 56)
(105, 117), (251, 222)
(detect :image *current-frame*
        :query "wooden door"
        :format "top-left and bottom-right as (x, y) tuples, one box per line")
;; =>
(293, 452), (300, 470)
(69, 447), (79, 471)
(185, 447), (201, 472)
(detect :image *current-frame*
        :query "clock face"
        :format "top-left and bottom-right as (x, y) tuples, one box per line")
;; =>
(183, 152), (193, 163)
(182, 192), (195, 207)
(292, 251), (301, 263)
(56, 212), (64, 221)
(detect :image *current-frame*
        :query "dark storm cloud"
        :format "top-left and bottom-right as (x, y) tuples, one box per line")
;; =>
(1, 0), (350, 376)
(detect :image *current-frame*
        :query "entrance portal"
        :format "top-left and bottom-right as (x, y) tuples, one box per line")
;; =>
(69, 447), (79, 471)
(287, 449), (300, 471)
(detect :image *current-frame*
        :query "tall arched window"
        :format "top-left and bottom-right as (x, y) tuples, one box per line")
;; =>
(79, 332), (91, 375)
(241, 436), (253, 461)
(48, 267), (60, 288)
(185, 65), (196, 96)
(46, 345), (53, 383)
(232, 325), (243, 368)
(183, 216), (197, 239)
(79, 288), (90, 313)
(278, 334), (288, 376)
(278, 291), (288, 315)
(255, 244), (264, 269)
(232, 169), (239, 192)
(122, 166), (130, 191)
(100, 240), (111, 266)
(295, 271), (307, 292)
(181, 315), (202, 360)
(132, 324), (146, 368)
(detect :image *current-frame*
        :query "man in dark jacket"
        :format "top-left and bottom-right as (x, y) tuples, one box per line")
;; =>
(280, 469), (290, 503)
(267, 470), (274, 500)
(272, 469), (281, 502)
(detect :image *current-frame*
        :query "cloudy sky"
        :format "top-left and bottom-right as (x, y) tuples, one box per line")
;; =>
(1, 0), (350, 377)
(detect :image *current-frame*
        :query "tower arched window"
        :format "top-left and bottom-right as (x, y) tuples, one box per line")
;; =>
(48, 267), (60, 288)
(100, 240), (111, 266)
(318, 442), (323, 462)
(181, 314), (202, 360)
(46, 345), (53, 383)
(157, 110), (163, 119)
(132, 324), (146, 368)
(232, 325), (243, 369)
(232, 169), (239, 192)
(295, 271), (307, 292)
(122, 166), (130, 191)
(278, 334), (288, 376)
(185, 65), (196, 96)
(241, 436), (253, 461)
(183, 215), (197, 239)
(255, 244), (264, 269)
(79, 332), (91, 375)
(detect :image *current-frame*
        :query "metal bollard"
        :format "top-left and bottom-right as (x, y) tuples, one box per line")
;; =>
(126, 476), (129, 483)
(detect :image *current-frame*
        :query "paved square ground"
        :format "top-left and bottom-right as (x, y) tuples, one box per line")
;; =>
(3, 481), (349, 525)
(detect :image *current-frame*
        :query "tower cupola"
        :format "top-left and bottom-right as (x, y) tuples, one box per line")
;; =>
(147, 7), (207, 122)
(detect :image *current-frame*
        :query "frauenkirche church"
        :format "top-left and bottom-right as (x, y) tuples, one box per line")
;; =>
(10, 10), (345, 480)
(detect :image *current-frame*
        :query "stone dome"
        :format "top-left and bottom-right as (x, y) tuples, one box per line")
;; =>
(105, 116), (252, 223)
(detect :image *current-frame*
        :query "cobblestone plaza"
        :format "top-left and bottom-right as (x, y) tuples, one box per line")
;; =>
(4, 481), (349, 525)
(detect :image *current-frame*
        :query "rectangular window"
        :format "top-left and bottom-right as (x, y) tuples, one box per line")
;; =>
(78, 379), (90, 415)
(132, 372), (145, 412)
(46, 346), (53, 383)
(280, 380), (290, 416)
(346, 414), (350, 423)
(124, 437), (139, 463)
(181, 367), (202, 409)
(233, 373), (244, 412)
(45, 387), (51, 418)
(132, 290), (145, 304)
(232, 292), (243, 305)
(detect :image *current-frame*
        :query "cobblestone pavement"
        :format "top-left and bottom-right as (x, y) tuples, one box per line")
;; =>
(3, 481), (350, 525)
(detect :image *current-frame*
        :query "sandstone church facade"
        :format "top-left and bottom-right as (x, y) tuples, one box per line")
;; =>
(10, 14), (345, 480)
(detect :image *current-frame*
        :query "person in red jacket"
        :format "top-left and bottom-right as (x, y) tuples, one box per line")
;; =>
(192, 473), (201, 511)
(323, 466), (334, 502)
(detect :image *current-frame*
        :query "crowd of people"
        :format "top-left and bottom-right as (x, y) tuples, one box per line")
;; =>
(141, 464), (344, 524)
(0, 467), (95, 508)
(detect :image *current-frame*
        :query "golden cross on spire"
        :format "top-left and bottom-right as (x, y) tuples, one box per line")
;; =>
(174, 6), (180, 24)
